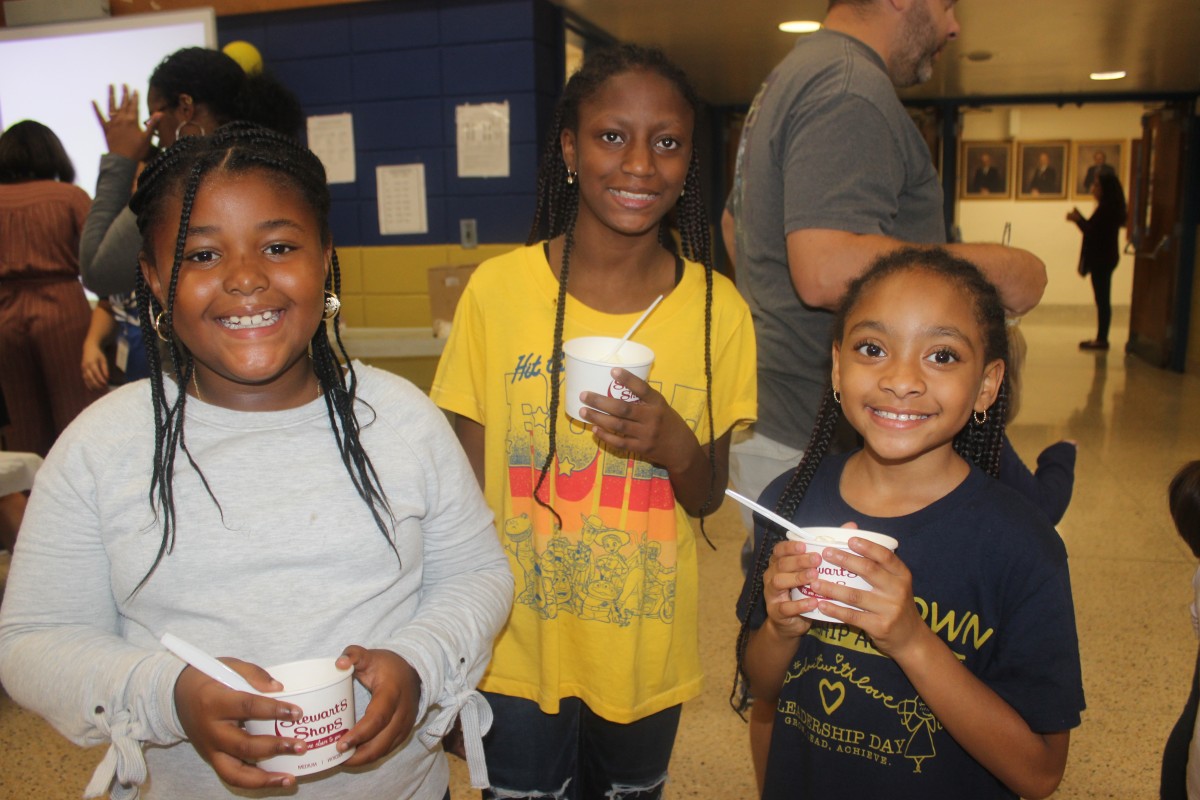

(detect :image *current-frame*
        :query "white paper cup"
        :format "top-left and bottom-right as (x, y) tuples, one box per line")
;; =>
(245, 658), (356, 776)
(562, 336), (654, 422)
(786, 527), (900, 623)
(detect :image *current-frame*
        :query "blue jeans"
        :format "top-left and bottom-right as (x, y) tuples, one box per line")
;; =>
(480, 692), (681, 799)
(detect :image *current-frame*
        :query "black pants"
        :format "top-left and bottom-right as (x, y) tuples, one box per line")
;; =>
(1089, 266), (1115, 342)
(1161, 642), (1200, 799)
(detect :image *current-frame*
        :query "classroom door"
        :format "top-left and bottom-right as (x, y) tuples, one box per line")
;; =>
(1127, 105), (1187, 368)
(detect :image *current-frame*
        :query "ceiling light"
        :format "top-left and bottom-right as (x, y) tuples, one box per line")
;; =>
(779, 20), (821, 33)
(1089, 71), (1127, 81)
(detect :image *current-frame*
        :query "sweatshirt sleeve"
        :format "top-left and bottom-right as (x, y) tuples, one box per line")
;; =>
(372, 377), (513, 788)
(0, 429), (187, 799)
(80, 154), (142, 297)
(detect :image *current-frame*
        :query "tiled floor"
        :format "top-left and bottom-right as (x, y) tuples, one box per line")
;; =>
(2, 311), (1198, 799)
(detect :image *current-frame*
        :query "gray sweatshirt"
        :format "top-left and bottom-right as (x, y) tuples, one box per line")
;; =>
(79, 153), (141, 297)
(0, 365), (513, 799)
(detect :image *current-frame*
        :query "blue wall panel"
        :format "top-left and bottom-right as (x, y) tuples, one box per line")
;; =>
(439, 1), (534, 44)
(353, 50), (441, 101)
(442, 42), (535, 95)
(216, 0), (561, 246)
(350, 3), (440, 53)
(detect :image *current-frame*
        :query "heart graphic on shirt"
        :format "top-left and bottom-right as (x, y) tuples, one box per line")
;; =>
(819, 679), (845, 715)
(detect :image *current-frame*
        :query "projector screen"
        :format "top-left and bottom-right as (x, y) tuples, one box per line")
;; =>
(0, 9), (216, 195)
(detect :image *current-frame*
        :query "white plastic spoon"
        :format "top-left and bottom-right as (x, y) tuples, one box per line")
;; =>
(161, 632), (263, 695)
(602, 294), (665, 361)
(724, 488), (808, 539)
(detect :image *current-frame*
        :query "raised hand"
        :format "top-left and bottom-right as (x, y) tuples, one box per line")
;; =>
(91, 84), (160, 162)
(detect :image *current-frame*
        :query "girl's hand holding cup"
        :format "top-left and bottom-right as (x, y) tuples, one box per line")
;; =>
(762, 538), (822, 640)
(173, 657), (303, 790)
(335, 646), (421, 767)
(579, 367), (696, 473)
(811, 537), (931, 661)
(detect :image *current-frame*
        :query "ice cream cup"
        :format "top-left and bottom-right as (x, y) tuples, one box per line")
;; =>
(785, 526), (900, 623)
(562, 336), (655, 422)
(244, 658), (355, 776)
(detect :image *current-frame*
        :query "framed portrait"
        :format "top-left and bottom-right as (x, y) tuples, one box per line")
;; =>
(1072, 140), (1125, 198)
(1016, 140), (1069, 200)
(959, 141), (1012, 199)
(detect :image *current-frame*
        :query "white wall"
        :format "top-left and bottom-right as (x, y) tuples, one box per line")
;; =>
(956, 103), (1144, 307)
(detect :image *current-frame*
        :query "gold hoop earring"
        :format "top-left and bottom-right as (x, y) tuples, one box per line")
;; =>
(323, 290), (341, 320)
(174, 120), (207, 140)
(832, 388), (841, 405)
(972, 409), (988, 425)
(151, 310), (170, 343)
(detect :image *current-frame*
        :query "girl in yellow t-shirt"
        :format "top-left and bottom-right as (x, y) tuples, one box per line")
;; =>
(431, 43), (756, 798)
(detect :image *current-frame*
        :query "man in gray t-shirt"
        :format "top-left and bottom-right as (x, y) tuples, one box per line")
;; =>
(725, 0), (1047, 536)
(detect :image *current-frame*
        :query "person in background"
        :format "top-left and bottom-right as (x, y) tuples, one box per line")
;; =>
(0, 120), (104, 457)
(81, 297), (151, 390)
(1068, 171), (1127, 351)
(81, 49), (304, 300)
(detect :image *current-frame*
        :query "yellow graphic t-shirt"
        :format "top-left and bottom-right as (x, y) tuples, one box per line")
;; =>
(431, 244), (756, 722)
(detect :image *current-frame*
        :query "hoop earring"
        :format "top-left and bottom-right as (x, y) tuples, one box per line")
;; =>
(972, 409), (988, 425)
(151, 311), (170, 343)
(566, 169), (577, 185)
(832, 388), (842, 405)
(174, 120), (207, 141)
(323, 290), (341, 320)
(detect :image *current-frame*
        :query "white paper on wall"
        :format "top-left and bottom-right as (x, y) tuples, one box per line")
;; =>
(456, 101), (510, 178)
(376, 163), (428, 236)
(307, 113), (356, 184)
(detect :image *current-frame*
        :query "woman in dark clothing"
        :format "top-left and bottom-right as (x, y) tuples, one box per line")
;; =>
(1067, 171), (1126, 350)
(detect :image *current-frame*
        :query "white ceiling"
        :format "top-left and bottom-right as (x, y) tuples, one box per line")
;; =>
(552, 0), (1200, 106)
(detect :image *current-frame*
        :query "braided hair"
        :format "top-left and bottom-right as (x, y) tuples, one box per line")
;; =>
(128, 121), (393, 592)
(527, 44), (718, 538)
(732, 246), (1010, 710)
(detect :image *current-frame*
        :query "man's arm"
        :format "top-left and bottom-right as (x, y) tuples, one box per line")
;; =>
(786, 228), (1047, 315)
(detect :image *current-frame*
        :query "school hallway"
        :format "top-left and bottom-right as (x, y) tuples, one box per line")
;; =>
(1, 308), (1197, 799)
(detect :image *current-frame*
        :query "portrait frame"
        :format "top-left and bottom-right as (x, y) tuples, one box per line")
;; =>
(959, 141), (1013, 199)
(1016, 140), (1069, 200)
(1071, 139), (1125, 198)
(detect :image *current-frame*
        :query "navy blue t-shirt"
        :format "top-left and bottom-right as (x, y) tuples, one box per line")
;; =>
(739, 451), (1085, 799)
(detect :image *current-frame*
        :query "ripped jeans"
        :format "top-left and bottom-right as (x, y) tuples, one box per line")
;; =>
(480, 692), (681, 800)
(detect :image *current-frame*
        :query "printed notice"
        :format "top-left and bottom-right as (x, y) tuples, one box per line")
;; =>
(307, 113), (356, 184)
(376, 164), (428, 236)
(456, 101), (510, 178)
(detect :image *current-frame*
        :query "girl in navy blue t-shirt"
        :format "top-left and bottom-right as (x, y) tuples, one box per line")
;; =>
(737, 247), (1084, 799)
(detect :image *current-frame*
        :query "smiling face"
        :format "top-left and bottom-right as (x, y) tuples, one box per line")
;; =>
(559, 68), (693, 242)
(140, 168), (330, 411)
(831, 267), (1003, 470)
